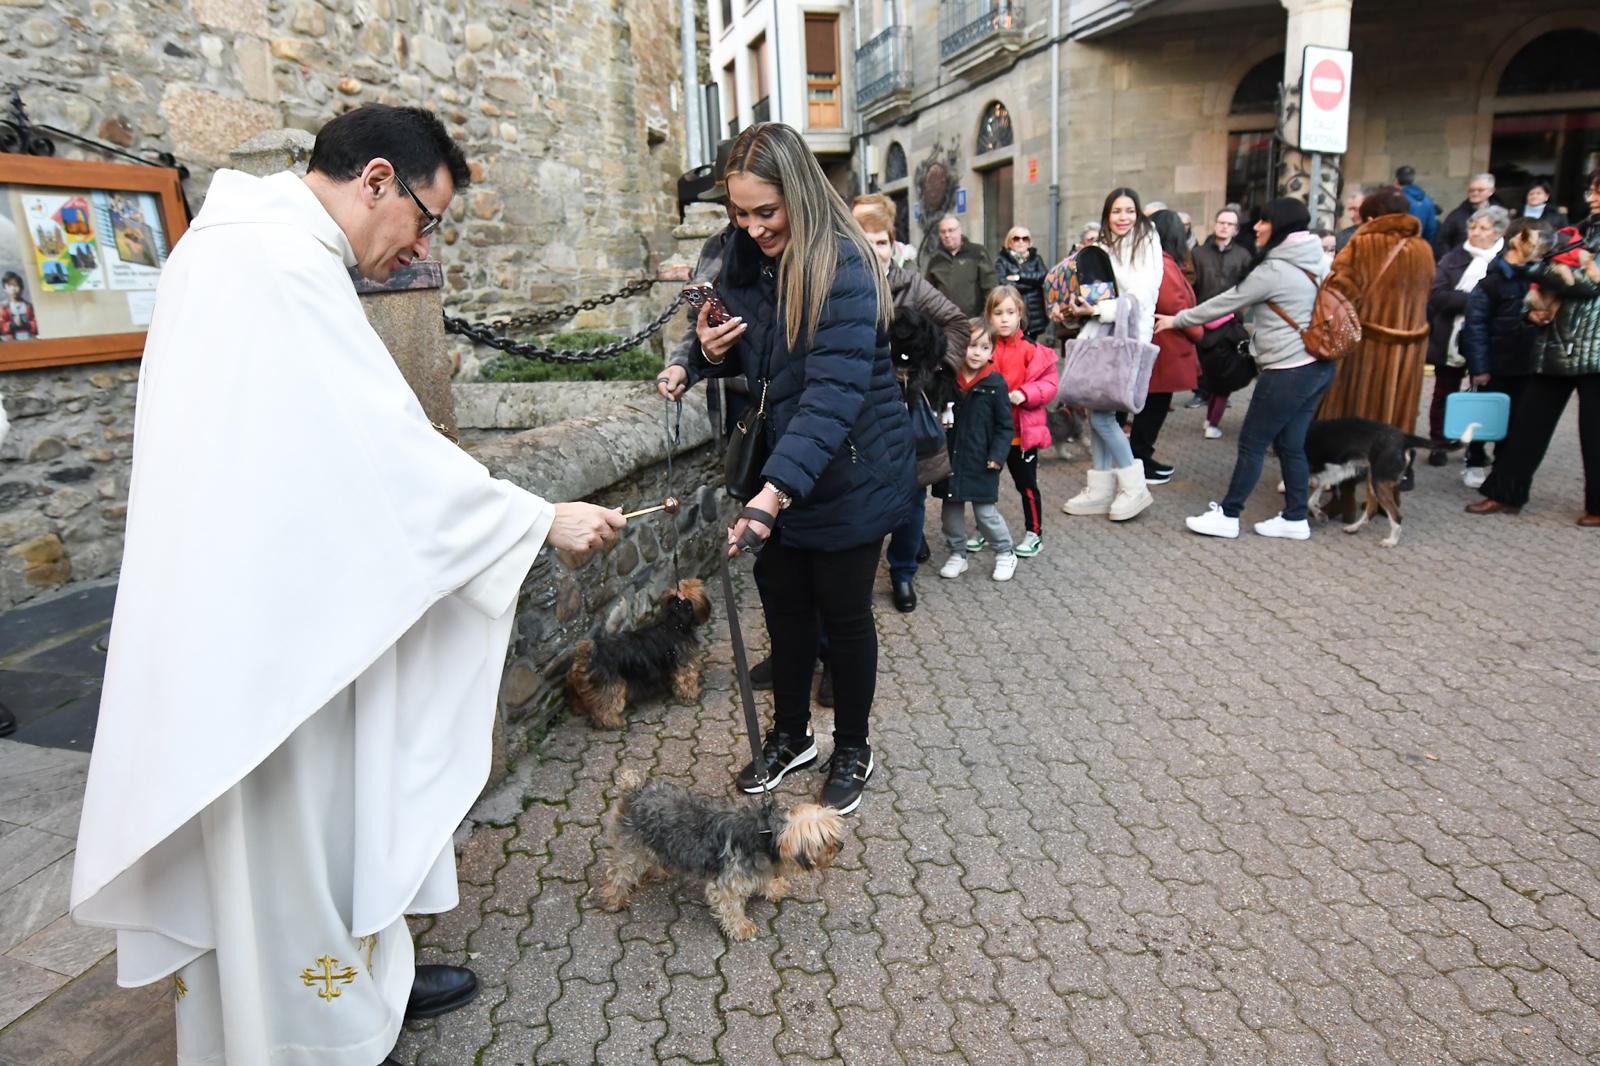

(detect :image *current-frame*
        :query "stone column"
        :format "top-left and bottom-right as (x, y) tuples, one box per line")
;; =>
(1276, 0), (1352, 229)
(226, 130), (458, 435)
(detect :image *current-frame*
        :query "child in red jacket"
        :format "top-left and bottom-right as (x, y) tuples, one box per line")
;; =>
(980, 286), (1059, 557)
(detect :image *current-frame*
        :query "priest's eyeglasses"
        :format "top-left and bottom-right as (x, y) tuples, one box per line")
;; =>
(393, 173), (443, 239)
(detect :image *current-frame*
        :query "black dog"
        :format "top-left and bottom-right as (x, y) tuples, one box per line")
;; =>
(888, 307), (949, 388)
(567, 580), (712, 728)
(1305, 418), (1466, 547)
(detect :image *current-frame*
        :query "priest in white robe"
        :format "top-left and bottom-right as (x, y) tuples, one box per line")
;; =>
(70, 104), (626, 1066)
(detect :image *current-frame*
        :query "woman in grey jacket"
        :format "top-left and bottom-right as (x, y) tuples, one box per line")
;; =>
(1155, 198), (1334, 540)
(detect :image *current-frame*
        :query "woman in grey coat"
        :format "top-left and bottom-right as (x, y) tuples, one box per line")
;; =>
(1155, 198), (1335, 541)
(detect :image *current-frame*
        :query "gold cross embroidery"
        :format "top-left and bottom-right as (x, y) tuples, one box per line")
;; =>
(301, 955), (358, 1001)
(358, 934), (377, 974)
(173, 975), (187, 1001)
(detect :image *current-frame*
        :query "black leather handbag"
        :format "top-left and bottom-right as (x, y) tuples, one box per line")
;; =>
(1198, 318), (1258, 394)
(723, 379), (769, 499)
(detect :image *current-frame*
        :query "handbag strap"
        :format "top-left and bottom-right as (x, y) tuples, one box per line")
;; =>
(1111, 292), (1142, 337)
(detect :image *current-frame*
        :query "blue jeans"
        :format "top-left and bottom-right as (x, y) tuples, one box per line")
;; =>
(886, 486), (928, 583)
(1087, 409), (1136, 470)
(1221, 361), (1337, 521)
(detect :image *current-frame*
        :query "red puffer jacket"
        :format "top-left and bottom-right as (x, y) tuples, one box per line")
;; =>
(1149, 253), (1202, 394)
(989, 331), (1060, 451)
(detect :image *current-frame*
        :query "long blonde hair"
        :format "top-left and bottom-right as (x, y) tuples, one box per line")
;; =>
(726, 123), (890, 350)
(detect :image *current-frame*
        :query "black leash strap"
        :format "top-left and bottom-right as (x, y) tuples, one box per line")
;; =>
(662, 397), (683, 588)
(719, 544), (769, 796)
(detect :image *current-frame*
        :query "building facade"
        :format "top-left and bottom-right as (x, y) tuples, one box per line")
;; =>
(854, 0), (1600, 265)
(709, 0), (858, 193)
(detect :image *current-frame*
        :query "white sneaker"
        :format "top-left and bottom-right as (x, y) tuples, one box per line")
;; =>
(992, 552), (1017, 582)
(1253, 513), (1311, 540)
(1204, 424), (1222, 439)
(1185, 502), (1240, 539)
(1462, 467), (1488, 489)
(1275, 479), (1285, 493)
(939, 554), (969, 579)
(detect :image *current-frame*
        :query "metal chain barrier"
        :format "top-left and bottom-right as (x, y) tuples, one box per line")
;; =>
(441, 278), (691, 364)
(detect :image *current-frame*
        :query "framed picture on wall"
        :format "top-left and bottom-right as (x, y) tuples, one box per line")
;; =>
(0, 154), (188, 372)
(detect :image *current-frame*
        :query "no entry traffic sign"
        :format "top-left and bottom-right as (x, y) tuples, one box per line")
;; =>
(1298, 45), (1352, 154)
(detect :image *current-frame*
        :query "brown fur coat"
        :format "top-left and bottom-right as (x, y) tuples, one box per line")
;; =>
(1315, 213), (1436, 430)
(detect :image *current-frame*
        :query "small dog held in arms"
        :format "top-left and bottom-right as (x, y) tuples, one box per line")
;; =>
(566, 579), (712, 728)
(1305, 417), (1469, 548)
(598, 769), (848, 940)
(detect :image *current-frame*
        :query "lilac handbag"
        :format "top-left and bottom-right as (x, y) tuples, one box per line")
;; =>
(1058, 294), (1159, 414)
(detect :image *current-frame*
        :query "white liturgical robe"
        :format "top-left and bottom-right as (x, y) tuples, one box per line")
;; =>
(70, 170), (554, 1065)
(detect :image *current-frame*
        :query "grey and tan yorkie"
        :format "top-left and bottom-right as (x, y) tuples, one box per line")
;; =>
(567, 579), (712, 729)
(598, 769), (848, 940)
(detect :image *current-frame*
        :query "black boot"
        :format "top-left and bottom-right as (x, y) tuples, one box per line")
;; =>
(0, 701), (15, 739)
(892, 579), (916, 613)
(915, 537), (930, 564)
(405, 964), (479, 1020)
(747, 656), (773, 690)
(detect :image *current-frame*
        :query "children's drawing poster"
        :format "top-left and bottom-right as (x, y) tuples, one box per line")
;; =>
(92, 190), (169, 290)
(22, 192), (106, 292)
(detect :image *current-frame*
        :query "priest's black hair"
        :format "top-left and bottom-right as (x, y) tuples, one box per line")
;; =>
(308, 105), (471, 192)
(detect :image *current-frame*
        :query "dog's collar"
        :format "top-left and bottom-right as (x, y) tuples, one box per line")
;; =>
(757, 796), (779, 858)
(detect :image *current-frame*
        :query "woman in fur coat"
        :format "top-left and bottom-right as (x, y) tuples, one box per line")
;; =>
(1315, 188), (1436, 433)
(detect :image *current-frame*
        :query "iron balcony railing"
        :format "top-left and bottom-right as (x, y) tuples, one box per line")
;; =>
(939, 0), (1025, 61)
(855, 25), (913, 109)
(751, 97), (771, 124)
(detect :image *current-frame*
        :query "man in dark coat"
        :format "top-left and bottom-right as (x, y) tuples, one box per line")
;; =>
(1435, 173), (1499, 256)
(1186, 206), (1253, 407)
(924, 214), (996, 317)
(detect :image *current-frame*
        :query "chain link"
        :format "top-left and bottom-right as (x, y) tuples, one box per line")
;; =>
(442, 279), (691, 364)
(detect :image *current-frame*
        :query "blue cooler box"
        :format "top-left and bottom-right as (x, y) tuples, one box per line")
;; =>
(1444, 390), (1510, 443)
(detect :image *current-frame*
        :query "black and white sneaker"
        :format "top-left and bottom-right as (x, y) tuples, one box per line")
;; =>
(736, 727), (818, 793)
(1143, 459), (1174, 485)
(820, 744), (875, 815)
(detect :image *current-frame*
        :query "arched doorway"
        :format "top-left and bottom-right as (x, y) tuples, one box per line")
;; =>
(1488, 29), (1600, 223)
(976, 101), (1015, 251)
(1226, 54), (1282, 217)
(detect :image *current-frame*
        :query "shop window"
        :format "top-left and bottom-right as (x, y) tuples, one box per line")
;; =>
(1226, 130), (1276, 218)
(1497, 31), (1600, 96)
(1491, 29), (1600, 224)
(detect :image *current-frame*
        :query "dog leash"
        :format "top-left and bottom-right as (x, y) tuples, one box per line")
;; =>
(662, 397), (683, 589)
(718, 513), (779, 838)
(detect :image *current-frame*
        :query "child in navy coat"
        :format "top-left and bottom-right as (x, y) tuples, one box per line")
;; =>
(929, 319), (1018, 581)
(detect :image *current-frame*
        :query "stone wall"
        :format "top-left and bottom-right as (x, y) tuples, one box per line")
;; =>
(0, 0), (693, 376)
(462, 386), (733, 773)
(0, 361), (135, 607)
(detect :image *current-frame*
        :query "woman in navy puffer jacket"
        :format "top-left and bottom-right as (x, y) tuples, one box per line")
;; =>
(659, 123), (914, 816)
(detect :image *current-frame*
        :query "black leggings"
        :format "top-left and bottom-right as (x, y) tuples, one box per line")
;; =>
(753, 529), (884, 748)
(1006, 445), (1042, 534)
(1129, 392), (1172, 461)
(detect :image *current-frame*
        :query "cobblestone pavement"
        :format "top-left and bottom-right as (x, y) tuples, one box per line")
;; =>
(395, 397), (1600, 1066)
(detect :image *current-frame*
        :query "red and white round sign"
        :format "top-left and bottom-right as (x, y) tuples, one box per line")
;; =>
(1309, 58), (1345, 111)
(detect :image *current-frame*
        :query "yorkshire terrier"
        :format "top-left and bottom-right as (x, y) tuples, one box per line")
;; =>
(567, 579), (712, 729)
(598, 769), (848, 940)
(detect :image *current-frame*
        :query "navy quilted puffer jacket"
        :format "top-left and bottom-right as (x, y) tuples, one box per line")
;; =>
(688, 229), (915, 550)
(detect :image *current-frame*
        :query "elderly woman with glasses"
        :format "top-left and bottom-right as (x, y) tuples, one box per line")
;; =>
(1424, 204), (1509, 465)
(995, 226), (1049, 341)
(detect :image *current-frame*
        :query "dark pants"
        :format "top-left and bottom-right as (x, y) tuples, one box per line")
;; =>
(1481, 373), (1600, 514)
(1006, 446), (1042, 535)
(1428, 365), (1465, 443)
(754, 530), (884, 748)
(885, 486), (928, 584)
(1129, 392), (1172, 461)
(1221, 361), (1337, 522)
(1464, 374), (1528, 468)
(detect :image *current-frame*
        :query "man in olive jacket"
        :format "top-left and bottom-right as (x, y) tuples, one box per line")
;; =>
(923, 214), (996, 318)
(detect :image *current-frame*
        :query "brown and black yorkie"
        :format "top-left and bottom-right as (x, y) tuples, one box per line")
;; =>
(567, 579), (712, 729)
(598, 769), (848, 940)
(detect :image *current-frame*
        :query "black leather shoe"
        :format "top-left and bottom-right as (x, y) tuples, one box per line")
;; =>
(915, 538), (931, 564)
(1427, 447), (1448, 467)
(0, 702), (16, 738)
(405, 964), (479, 1020)
(747, 656), (773, 690)
(1400, 466), (1415, 492)
(892, 580), (916, 613)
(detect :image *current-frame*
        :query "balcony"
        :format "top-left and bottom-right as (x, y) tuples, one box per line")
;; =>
(939, 0), (1026, 81)
(751, 97), (771, 125)
(854, 26), (914, 125)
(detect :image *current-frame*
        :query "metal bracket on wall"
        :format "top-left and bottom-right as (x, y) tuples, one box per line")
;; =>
(1, 87), (192, 219)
